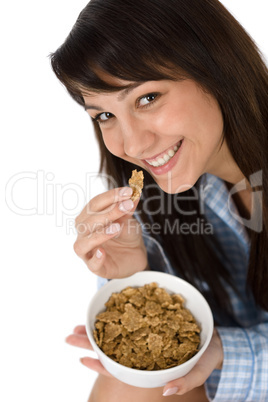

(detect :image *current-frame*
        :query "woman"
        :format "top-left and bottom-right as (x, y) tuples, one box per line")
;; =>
(50, 0), (268, 400)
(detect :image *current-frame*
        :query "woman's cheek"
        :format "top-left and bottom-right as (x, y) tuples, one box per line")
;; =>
(102, 134), (123, 158)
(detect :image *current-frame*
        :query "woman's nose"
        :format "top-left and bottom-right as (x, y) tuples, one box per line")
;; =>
(121, 117), (155, 158)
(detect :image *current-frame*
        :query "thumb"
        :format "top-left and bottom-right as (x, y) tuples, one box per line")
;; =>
(163, 330), (223, 396)
(163, 363), (211, 396)
(117, 197), (142, 238)
(130, 196), (142, 215)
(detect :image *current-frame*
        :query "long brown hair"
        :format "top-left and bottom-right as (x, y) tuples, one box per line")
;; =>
(50, 0), (268, 315)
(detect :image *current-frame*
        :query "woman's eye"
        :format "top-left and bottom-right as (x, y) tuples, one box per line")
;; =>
(138, 93), (159, 107)
(93, 112), (113, 124)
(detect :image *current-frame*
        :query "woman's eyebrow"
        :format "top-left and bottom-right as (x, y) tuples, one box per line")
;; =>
(117, 82), (144, 101)
(84, 82), (145, 110)
(84, 104), (102, 111)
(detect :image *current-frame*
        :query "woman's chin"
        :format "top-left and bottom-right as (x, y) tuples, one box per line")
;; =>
(157, 180), (195, 195)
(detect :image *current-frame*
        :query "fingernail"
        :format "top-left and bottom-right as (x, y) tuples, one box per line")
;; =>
(118, 199), (134, 212)
(105, 223), (121, 235)
(119, 187), (133, 197)
(96, 249), (102, 259)
(163, 387), (179, 396)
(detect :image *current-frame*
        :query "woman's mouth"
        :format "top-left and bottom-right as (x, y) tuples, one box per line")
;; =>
(144, 140), (183, 167)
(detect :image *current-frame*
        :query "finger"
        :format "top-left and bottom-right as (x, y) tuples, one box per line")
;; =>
(84, 247), (107, 274)
(65, 334), (93, 350)
(76, 198), (135, 237)
(86, 247), (132, 279)
(85, 247), (123, 278)
(73, 223), (121, 259)
(80, 356), (113, 377)
(77, 187), (133, 224)
(89, 187), (133, 212)
(73, 325), (87, 335)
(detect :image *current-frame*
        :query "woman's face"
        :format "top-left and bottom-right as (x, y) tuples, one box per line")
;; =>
(84, 78), (230, 193)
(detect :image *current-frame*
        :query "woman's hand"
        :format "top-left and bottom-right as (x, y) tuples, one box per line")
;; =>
(73, 187), (148, 279)
(162, 329), (223, 396)
(66, 325), (112, 377)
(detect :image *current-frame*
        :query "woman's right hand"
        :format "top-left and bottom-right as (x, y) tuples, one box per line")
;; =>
(73, 186), (148, 279)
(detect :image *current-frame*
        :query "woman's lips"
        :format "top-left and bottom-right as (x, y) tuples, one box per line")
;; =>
(143, 140), (183, 175)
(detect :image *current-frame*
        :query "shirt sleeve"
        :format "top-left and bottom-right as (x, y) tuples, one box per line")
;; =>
(205, 323), (268, 401)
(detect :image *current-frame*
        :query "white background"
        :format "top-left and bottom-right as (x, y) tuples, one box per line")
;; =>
(1, 1), (267, 401)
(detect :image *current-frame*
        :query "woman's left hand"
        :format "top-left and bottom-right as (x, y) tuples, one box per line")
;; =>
(163, 329), (223, 396)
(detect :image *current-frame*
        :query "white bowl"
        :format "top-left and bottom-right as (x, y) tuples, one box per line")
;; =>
(86, 271), (213, 388)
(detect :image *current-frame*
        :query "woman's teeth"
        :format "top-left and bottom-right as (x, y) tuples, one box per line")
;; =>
(145, 141), (182, 167)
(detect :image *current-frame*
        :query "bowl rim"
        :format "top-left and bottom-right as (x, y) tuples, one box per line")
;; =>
(86, 271), (214, 376)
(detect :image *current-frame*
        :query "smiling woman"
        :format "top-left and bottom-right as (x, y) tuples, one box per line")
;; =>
(50, 0), (268, 401)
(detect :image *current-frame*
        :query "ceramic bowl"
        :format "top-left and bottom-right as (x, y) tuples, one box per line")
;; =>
(86, 271), (213, 388)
